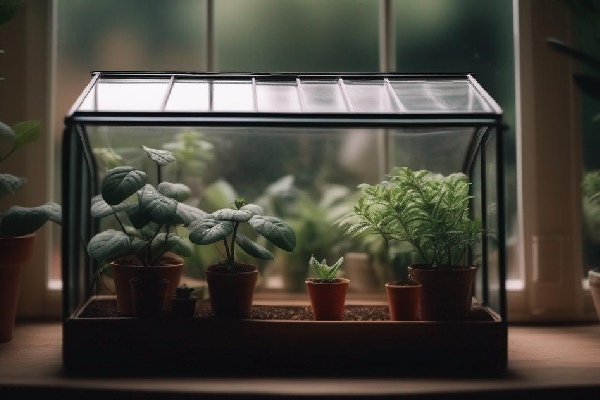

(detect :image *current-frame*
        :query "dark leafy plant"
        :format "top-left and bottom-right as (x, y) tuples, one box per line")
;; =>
(309, 255), (344, 281)
(546, 1), (600, 115)
(87, 145), (206, 267)
(188, 197), (296, 271)
(0, 0), (61, 237)
(338, 166), (484, 269)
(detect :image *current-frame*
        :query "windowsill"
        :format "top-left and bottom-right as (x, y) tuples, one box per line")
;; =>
(0, 322), (599, 398)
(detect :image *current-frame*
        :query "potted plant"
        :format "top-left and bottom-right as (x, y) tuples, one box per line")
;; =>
(305, 255), (349, 321)
(0, 120), (62, 342)
(339, 166), (484, 321)
(188, 197), (296, 318)
(87, 145), (206, 318)
(254, 175), (352, 292)
(384, 279), (421, 321)
(582, 170), (600, 320)
(170, 283), (199, 318)
(0, 0), (62, 343)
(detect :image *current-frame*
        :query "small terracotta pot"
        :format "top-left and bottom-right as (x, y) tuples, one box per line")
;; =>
(408, 264), (478, 321)
(205, 262), (258, 319)
(305, 278), (350, 321)
(110, 257), (183, 317)
(130, 274), (169, 318)
(385, 280), (421, 321)
(170, 296), (198, 318)
(0, 234), (35, 343)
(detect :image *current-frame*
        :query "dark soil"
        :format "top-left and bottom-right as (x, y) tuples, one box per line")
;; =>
(77, 297), (493, 321)
(78, 298), (391, 320)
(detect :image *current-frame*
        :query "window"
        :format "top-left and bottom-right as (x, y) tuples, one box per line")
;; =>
(4, 0), (592, 321)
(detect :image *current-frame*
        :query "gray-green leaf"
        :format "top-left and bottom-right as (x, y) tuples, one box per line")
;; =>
(0, 121), (14, 140)
(235, 232), (274, 260)
(158, 182), (190, 202)
(101, 166), (146, 206)
(248, 215), (296, 252)
(87, 230), (146, 265)
(0, 174), (26, 197)
(188, 217), (234, 245)
(0, 202), (62, 237)
(138, 186), (180, 225)
(212, 205), (257, 222)
(142, 145), (175, 166)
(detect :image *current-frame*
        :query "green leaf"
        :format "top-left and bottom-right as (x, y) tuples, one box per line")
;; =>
(11, 120), (40, 148)
(87, 230), (146, 266)
(0, 174), (26, 197)
(157, 182), (190, 202)
(90, 195), (131, 218)
(235, 232), (274, 260)
(0, 121), (14, 140)
(0, 202), (62, 237)
(151, 233), (193, 259)
(138, 185), (180, 225)
(101, 166), (146, 206)
(142, 145), (175, 166)
(176, 202), (207, 225)
(188, 217), (234, 245)
(212, 206), (256, 222)
(248, 215), (296, 252)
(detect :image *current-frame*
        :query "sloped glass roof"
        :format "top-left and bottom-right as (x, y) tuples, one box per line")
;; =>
(70, 72), (502, 119)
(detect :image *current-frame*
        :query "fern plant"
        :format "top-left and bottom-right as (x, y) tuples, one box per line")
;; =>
(309, 255), (344, 281)
(339, 166), (483, 269)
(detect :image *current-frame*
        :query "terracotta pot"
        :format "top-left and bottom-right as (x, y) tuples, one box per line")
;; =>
(205, 262), (258, 319)
(130, 273), (169, 318)
(589, 269), (600, 321)
(385, 280), (421, 321)
(408, 264), (478, 321)
(0, 234), (35, 343)
(110, 257), (183, 317)
(170, 296), (198, 318)
(305, 278), (350, 321)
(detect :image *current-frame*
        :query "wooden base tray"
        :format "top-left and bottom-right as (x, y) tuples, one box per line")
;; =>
(63, 296), (507, 377)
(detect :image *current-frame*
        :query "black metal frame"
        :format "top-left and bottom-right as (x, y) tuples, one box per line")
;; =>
(62, 72), (506, 323)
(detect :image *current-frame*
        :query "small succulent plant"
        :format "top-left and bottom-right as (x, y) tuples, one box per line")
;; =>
(188, 197), (296, 272)
(309, 255), (344, 281)
(174, 284), (196, 299)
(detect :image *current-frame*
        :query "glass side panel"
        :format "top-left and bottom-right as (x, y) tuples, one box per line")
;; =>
(389, 81), (491, 112)
(343, 80), (402, 113)
(300, 81), (347, 112)
(387, 127), (477, 175)
(79, 79), (171, 111)
(165, 80), (211, 112)
(82, 125), (387, 298)
(256, 82), (303, 112)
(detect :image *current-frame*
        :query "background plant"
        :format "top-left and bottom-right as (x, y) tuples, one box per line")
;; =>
(0, 0), (61, 237)
(339, 166), (483, 269)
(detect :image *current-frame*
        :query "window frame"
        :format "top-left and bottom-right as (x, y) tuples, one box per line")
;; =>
(3, 0), (595, 322)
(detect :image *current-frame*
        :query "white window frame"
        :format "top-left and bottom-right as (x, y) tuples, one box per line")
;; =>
(3, 0), (595, 322)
